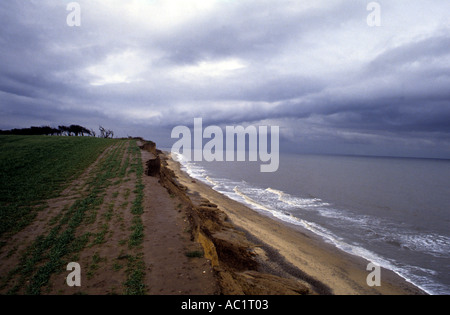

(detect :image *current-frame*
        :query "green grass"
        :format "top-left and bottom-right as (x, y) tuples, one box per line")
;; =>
(123, 140), (147, 295)
(0, 137), (150, 295)
(124, 253), (147, 295)
(0, 135), (116, 237)
(128, 141), (145, 249)
(0, 136), (126, 294)
(185, 250), (204, 258)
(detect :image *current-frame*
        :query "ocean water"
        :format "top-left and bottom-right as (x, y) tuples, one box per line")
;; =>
(172, 152), (450, 295)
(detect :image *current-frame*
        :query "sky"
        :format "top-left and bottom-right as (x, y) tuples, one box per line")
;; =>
(1, 0), (450, 158)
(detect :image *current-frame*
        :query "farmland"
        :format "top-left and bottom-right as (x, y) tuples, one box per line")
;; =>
(0, 136), (147, 294)
(0, 135), (217, 295)
(0, 135), (115, 238)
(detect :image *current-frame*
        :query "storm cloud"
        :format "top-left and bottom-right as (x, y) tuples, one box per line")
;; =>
(1, 0), (449, 158)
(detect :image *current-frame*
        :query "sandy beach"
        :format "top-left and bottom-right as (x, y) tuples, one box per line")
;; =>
(164, 154), (426, 295)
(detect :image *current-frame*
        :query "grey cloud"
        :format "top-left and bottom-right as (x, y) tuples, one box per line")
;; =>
(1, 0), (450, 158)
(367, 34), (450, 72)
(153, 0), (357, 65)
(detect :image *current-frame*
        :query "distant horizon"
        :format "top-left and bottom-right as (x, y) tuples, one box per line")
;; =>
(1, 1), (450, 160)
(2, 122), (450, 161)
(160, 144), (450, 162)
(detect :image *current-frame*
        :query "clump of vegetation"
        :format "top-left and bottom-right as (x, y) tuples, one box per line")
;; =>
(185, 250), (204, 258)
(124, 255), (147, 295)
(0, 124), (115, 138)
(128, 142), (145, 249)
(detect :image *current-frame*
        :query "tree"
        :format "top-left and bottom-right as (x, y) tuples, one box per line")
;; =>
(58, 125), (91, 136)
(71, 125), (84, 136)
(58, 125), (71, 136)
(81, 126), (91, 136)
(2, 124), (102, 137)
(99, 126), (114, 138)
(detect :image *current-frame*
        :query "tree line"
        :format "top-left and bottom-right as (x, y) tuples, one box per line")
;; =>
(0, 125), (115, 138)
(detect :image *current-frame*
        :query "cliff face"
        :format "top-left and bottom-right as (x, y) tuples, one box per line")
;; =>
(139, 141), (161, 177)
(137, 140), (312, 295)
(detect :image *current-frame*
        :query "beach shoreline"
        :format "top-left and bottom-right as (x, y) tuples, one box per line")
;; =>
(164, 153), (427, 295)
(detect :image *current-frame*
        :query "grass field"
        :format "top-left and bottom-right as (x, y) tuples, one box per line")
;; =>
(0, 135), (148, 294)
(0, 135), (116, 238)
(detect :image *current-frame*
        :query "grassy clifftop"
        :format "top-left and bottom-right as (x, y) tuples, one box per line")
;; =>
(0, 135), (116, 238)
(0, 136), (152, 295)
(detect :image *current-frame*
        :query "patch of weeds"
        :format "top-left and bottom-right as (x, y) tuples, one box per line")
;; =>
(87, 253), (106, 280)
(129, 217), (144, 248)
(128, 141), (145, 249)
(103, 203), (114, 221)
(92, 224), (109, 246)
(124, 254), (146, 295)
(69, 233), (91, 253)
(185, 250), (204, 258)
(122, 141), (147, 296)
(113, 262), (124, 271)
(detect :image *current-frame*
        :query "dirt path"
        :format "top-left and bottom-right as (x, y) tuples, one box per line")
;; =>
(140, 149), (217, 294)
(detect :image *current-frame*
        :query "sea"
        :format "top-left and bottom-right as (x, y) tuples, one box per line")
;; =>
(172, 151), (450, 295)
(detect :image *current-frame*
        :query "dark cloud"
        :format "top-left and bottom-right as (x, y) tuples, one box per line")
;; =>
(1, 0), (449, 158)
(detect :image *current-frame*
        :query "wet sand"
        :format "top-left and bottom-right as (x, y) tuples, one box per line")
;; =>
(166, 156), (426, 295)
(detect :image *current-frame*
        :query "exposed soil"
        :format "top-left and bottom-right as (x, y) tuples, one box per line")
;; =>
(140, 147), (218, 295)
